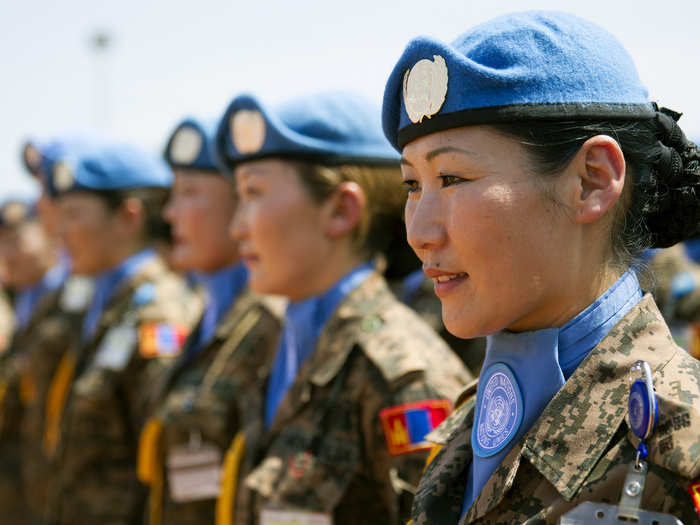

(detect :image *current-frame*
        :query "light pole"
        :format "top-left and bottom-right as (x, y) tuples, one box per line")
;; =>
(89, 30), (113, 131)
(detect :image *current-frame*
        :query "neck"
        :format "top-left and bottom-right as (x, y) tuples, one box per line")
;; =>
(288, 246), (365, 302)
(509, 261), (623, 333)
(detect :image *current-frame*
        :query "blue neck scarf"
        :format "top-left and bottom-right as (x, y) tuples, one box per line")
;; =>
(81, 249), (156, 343)
(685, 238), (700, 263)
(462, 269), (642, 516)
(14, 251), (71, 331)
(188, 263), (248, 359)
(264, 262), (374, 429)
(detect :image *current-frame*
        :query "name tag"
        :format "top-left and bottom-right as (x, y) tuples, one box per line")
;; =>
(260, 509), (332, 525)
(167, 442), (222, 502)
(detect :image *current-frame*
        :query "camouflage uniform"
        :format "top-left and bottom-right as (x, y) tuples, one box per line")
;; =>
(393, 274), (486, 376)
(20, 276), (93, 524)
(220, 273), (473, 525)
(411, 294), (700, 524)
(140, 288), (283, 525)
(0, 285), (71, 524)
(45, 256), (201, 525)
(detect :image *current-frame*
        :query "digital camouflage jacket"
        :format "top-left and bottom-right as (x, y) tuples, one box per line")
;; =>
(45, 256), (201, 525)
(411, 294), (700, 525)
(219, 273), (473, 525)
(140, 287), (283, 525)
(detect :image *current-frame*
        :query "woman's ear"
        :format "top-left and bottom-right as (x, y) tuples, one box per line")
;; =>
(569, 135), (626, 224)
(115, 196), (146, 237)
(325, 181), (366, 239)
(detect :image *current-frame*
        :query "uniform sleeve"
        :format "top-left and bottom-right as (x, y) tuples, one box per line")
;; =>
(361, 365), (453, 524)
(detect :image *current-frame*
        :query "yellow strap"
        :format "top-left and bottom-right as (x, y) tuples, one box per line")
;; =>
(137, 418), (164, 525)
(19, 372), (37, 406)
(216, 432), (246, 525)
(424, 443), (444, 470)
(0, 379), (8, 431)
(43, 352), (76, 457)
(137, 418), (163, 484)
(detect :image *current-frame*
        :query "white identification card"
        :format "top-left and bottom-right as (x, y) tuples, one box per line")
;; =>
(92, 322), (138, 371)
(167, 443), (222, 502)
(260, 509), (333, 525)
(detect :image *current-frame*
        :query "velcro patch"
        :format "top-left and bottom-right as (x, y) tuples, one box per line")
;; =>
(688, 480), (700, 518)
(379, 399), (452, 456)
(138, 323), (188, 358)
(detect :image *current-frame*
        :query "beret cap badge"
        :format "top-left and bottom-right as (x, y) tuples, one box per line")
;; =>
(2, 202), (27, 226)
(402, 55), (449, 124)
(23, 144), (43, 172)
(53, 162), (75, 192)
(230, 110), (266, 154)
(170, 127), (203, 166)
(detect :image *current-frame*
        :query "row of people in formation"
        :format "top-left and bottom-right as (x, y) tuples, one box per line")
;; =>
(0, 8), (700, 525)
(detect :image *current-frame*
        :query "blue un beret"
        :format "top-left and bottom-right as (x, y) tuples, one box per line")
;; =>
(46, 143), (173, 198)
(0, 198), (37, 229)
(382, 11), (656, 150)
(214, 91), (398, 171)
(163, 117), (219, 172)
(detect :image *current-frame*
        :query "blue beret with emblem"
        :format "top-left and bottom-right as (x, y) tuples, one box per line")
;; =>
(0, 198), (37, 229)
(163, 117), (219, 172)
(45, 143), (173, 198)
(22, 136), (105, 184)
(382, 11), (656, 150)
(214, 91), (398, 171)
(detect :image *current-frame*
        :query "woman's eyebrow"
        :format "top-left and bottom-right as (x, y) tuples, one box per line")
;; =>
(400, 157), (414, 167)
(425, 146), (479, 162)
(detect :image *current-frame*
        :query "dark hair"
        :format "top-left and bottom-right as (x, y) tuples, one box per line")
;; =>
(93, 187), (172, 244)
(491, 109), (700, 269)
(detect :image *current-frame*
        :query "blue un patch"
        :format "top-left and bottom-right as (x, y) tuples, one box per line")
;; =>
(473, 362), (523, 457)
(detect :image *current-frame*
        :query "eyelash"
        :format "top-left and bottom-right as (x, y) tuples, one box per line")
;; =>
(402, 175), (467, 194)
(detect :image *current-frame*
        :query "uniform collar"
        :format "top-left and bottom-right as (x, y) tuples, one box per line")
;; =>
(14, 252), (71, 331)
(81, 249), (156, 342)
(521, 293), (675, 501)
(418, 294), (674, 524)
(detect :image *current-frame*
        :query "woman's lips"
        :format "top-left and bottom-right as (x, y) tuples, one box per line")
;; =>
(424, 268), (469, 298)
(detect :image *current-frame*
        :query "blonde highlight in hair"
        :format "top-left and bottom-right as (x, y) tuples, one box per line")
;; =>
(291, 162), (406, 258)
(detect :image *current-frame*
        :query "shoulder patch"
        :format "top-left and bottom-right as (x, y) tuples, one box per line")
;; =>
(92, 321), (138, 371)
(379, 399), (452, 456)
(138, 323), (188, 358)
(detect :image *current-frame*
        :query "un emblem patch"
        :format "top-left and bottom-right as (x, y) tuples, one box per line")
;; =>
(473, 362), (523, 457)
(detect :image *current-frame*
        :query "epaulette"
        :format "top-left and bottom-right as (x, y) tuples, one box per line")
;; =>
(357, 307), (429, 384)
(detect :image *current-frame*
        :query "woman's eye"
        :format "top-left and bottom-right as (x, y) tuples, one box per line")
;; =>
(440, 175), (466, 188)
(402, 179), (420, 193)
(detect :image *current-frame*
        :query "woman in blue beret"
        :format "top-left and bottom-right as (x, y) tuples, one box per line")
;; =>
(40, 143), (201, 525)
(212, 91), (471, 525)
(382, 10), (700, 524)
(136, 117), (282, 525)
(0, 198), (68, 524)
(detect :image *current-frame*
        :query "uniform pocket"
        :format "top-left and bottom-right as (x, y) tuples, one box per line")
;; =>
(245, 426), (360, 513)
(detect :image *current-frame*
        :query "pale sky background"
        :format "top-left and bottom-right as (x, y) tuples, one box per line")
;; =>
(2, 0), (699, 199)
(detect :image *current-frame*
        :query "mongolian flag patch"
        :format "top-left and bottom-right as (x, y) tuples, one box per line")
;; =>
(138, 323), (188, 358)
(379, 399), (452, 456)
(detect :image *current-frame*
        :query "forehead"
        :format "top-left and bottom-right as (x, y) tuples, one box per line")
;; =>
(401, 125), (516, 162)
(235, 158), (298, 179)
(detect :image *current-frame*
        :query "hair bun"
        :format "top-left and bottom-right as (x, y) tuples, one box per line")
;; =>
(644, 109), (700, 248)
